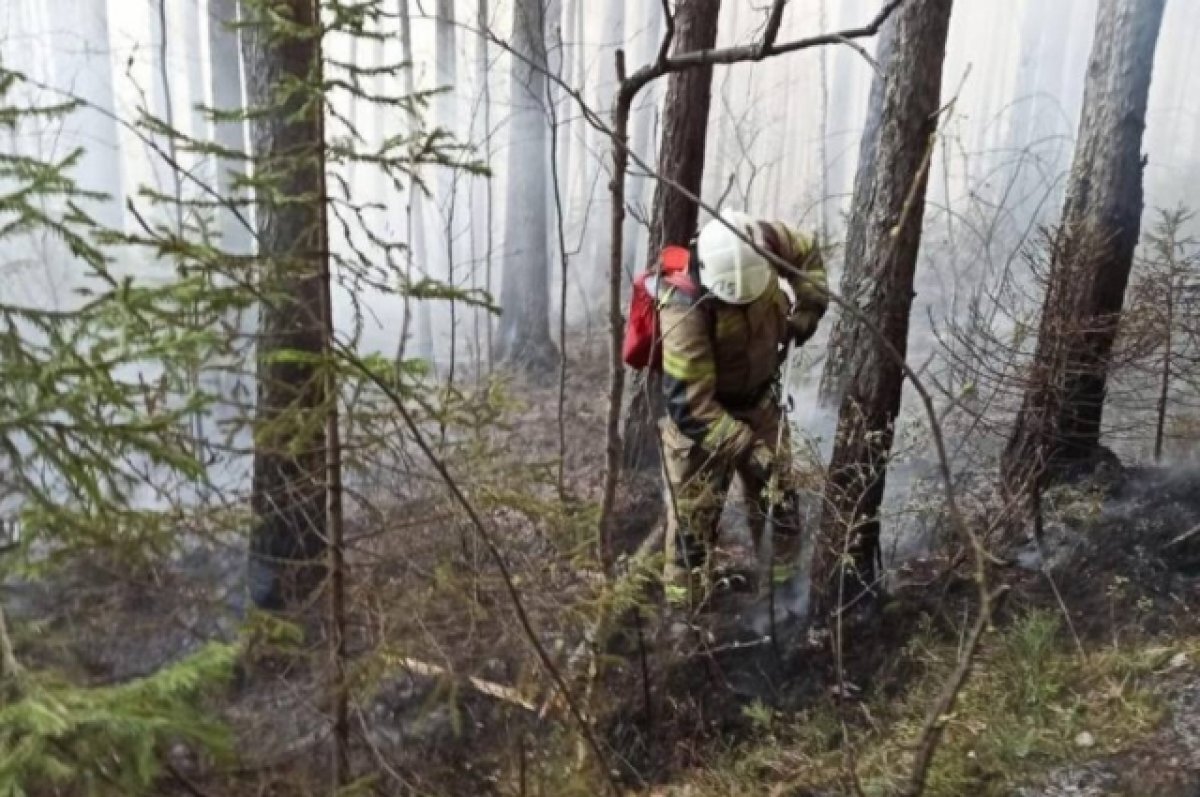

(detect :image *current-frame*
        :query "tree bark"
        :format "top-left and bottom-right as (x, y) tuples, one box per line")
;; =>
(243, 0), (330, 610)
(622, 0), (721, 474)
(646, 0), (722, 258)
(497, 0), (559, 378)
(815, 0), (954, 605)
(818, 17), (896, 407)
(1002, 0), (1167, 494)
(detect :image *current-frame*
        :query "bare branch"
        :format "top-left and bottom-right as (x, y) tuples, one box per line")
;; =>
(655, 0), (677, 70)
(759, 0), (790, 56)
(830, 34), (884, 78)
(623, 0), (906, 96)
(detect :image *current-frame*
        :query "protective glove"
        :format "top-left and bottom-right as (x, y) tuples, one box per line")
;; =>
(787, 309), (820, 346)
(743, 440), (777, 486)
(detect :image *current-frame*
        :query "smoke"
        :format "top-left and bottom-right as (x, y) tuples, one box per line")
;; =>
(6, 0), (1200, 520)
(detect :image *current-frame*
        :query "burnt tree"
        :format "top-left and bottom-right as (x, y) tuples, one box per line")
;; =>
(243, 0), (330, 609)
(1002, 0), (1167, 494)
(816, 0), (954, 606)
(622, 0), (722, 473)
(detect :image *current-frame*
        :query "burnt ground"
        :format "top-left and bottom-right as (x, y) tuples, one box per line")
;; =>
(6, 354), (1200, 795)
(593, 463), (1200, 795)
(1007, 467), (1200, 797)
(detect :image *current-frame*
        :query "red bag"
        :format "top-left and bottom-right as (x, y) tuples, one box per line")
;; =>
(622, 246), (699, 370)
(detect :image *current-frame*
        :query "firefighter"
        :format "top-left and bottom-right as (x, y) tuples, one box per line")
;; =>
(659, 211), (828, 603)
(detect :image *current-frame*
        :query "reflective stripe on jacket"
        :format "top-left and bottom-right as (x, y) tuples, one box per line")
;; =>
(659, 221), (827, 457)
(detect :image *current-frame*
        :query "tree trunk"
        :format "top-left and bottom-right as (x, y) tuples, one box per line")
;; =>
(622, 0), (721, 474)
(497, 0), (559, 378)
(623, 3), (666, 274)
(583, 0), (628, 298)
(1002, 0), (1167, 494)
(208, 0), (252, 253)
(395, 0), (434, 365)
(646, 0), (721, 258)
(473, 0), (495, 374)
(243, 0), (330, 610)
(818, 17), (896, 407)
(815, 0), (954, 606)
(435, 0), (459, 382)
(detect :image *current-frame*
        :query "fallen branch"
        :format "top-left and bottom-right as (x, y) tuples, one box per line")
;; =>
(396, 657), (538, 712)
(1165, 522), (1200, 549)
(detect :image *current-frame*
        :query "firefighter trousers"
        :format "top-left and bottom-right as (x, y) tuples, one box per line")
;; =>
(660, 403), (801, 591)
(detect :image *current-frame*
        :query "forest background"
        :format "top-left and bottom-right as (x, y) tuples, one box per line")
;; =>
(2, 0), (1200, 795)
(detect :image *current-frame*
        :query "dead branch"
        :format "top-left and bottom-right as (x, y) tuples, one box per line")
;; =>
(623, 0), (904, 95)
(1166, 522), (1200, 549)
(396, 657), (538, 712)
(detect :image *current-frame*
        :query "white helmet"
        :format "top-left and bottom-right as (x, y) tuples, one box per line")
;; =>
(696, 211), (772, 304)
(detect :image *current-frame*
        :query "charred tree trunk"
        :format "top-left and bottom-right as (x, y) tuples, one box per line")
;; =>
(815, 0), (954, 608)
(1002, 0), (1167, 496)
(497, 0), (559, 378)
(622, 0), (722, 474)
(243, 0), (330, 610)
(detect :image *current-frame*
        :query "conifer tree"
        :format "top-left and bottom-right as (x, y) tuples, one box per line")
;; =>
(241, 0), (332, 609)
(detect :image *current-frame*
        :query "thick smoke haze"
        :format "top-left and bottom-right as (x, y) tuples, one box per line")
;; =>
(3, 0), (1198, 524)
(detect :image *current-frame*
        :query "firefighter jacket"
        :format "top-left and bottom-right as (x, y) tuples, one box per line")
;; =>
(658, 221), (828, 461)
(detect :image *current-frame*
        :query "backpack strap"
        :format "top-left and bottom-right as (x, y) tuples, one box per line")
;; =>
(657, 245), (719, 361)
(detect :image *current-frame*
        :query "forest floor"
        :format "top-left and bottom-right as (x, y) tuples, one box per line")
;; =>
(7, 351), (1200, 796)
